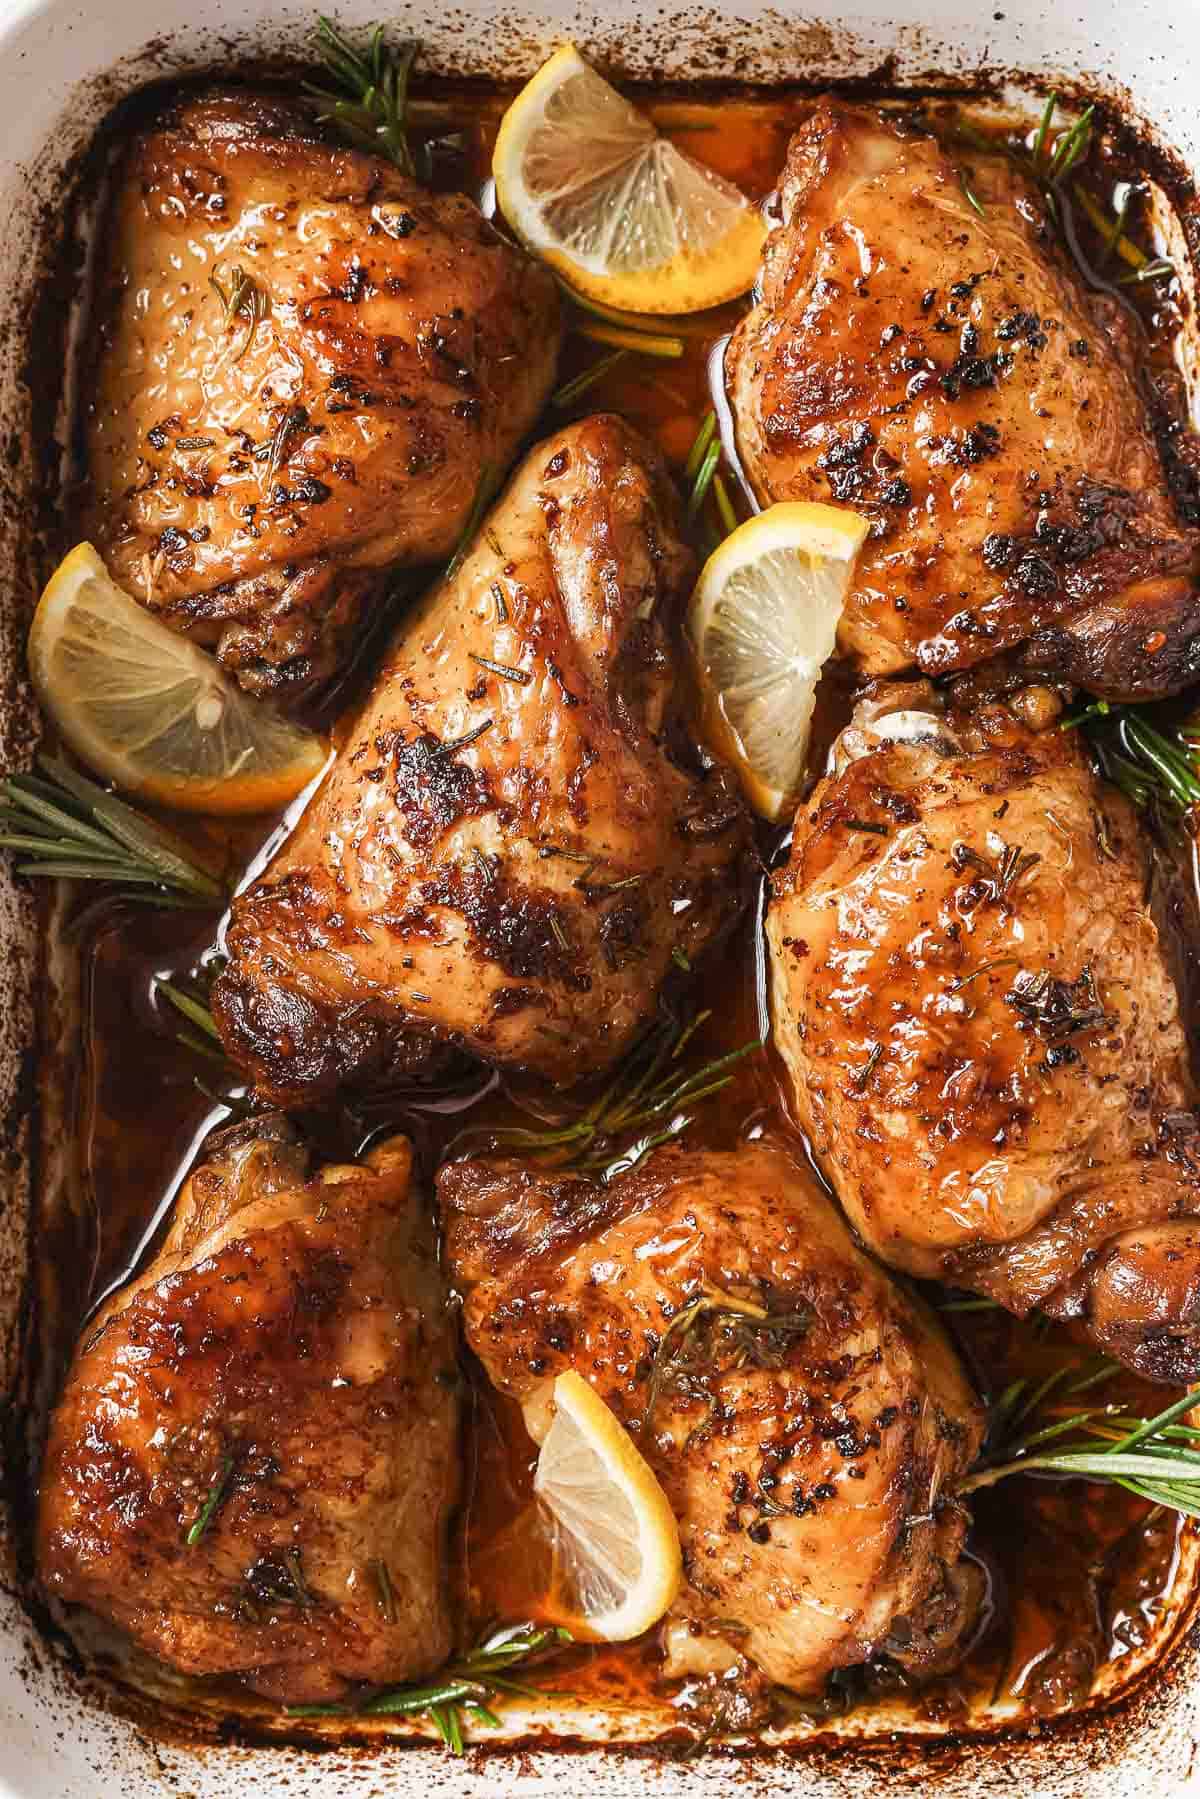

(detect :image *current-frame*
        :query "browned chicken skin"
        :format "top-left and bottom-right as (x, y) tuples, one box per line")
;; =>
(37, 1119), (459, 1703)
(440, 1141), (985, 1694)
(212, 414), (753, 1106)
(727, 101), (1200, 699)
(83, 89), (561, 697)
(768, 687), (1200, 1381)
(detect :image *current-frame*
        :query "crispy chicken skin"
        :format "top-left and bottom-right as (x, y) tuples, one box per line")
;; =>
(440, 1141), (985, 1694)
(727, 101), (1200, 699)
(768, 687), (1200, 1381)
(37, 1120), (459, 1703)
(212, 414), (753, 1106)
(83, 89), (561, 697)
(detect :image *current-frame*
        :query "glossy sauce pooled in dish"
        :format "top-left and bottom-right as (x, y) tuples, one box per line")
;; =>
(31, 71), (1200, 1741)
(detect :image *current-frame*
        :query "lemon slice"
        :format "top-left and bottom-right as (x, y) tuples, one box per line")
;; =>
(27, 544), (329, 816)
(687, 502), (871, 821)
(493, 45), (766, 314)
(533, 1369), (681, 1641)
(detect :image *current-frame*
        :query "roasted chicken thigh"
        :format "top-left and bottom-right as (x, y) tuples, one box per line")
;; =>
(38, 1120), (459, 1703)
(213, 414), (752, 1105)
(440, 1141), (985, 1694)
(727, 101), (1200, 699)
(83, 88), (561, 697)
(768, 687), (1200, 1380)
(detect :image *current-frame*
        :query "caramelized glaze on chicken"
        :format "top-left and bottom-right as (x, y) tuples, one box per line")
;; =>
(768, 688), (1200, 1380)
(727, 101), (1200, 699)
(212, 414), (752, 1106)
(83, 89), (561, 696)
(440, 1140), (985, 1694)
(38, 1120), (458, 1703)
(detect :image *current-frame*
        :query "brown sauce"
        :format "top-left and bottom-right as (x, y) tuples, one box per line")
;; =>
(44, 76), (1197, 1739)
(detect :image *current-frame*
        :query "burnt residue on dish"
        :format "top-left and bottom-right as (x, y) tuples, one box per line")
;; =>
(5, 19), (1200, 1795)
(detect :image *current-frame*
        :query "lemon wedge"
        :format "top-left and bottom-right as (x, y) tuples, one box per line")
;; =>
(27, 544), (329, 816)
(534, 1369), (681, 1642)
(686, 502), (871, 821)
(493, 45), (766, 314)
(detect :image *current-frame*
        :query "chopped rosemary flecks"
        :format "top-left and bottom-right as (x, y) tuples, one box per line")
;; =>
(209, 264), (268, 362)
(469, 652), (531, 685)
(843, 817), (888, 836)
(937, 1294), (1004, 1314)
(471, 845), (498, 885)
(370, 1557), (397, 1623)
(432, 717), (495, 759)
(287, 1621), (572, 1751)
(548, 914), (571, 954)
(851, 1042), (883, 1091)
(552, 347), (630, 408)
(186, 1453), (234, 1546)
(641, 1289), (813, 1435)
(481, 1008), (761, 1183)
(256, 402), (308, 495)
(951, 838), (1042, 903)
(962, 1376), (1200, 1519)
(490, 581), (509, 624)
(947, 955), (1019, 994)
(0, 756), (224, 906)
(245, 1547), (318, 1610)
(308, 16), (419, 176)
(671, 946), (691, 973)
(1005, 965), (1110, 1041)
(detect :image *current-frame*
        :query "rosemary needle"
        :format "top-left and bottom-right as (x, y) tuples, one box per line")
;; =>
(186, 1453), (234, 1546)
(552, 348), (629, 408)
(446, 466), (498, 578)
(154, 977), (222, 1044)
(687, 438), (722, 521)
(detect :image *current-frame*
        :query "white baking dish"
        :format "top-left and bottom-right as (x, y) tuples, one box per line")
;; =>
(3, 0), (1200, 1791)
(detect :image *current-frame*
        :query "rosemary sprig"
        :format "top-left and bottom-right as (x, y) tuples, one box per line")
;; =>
(0, 756), (223, 906)
(962, 1382), (1200, 1518)
(308, 16), (419, 177)
(482, 1009), (761, 1183)
(1064, 700), (1200, 821)
(288, 1621), (572, 1752)
(640, 1289), (811, 1433)
(209, 264), (268, 363)
(1024, 95), (1173, 284)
